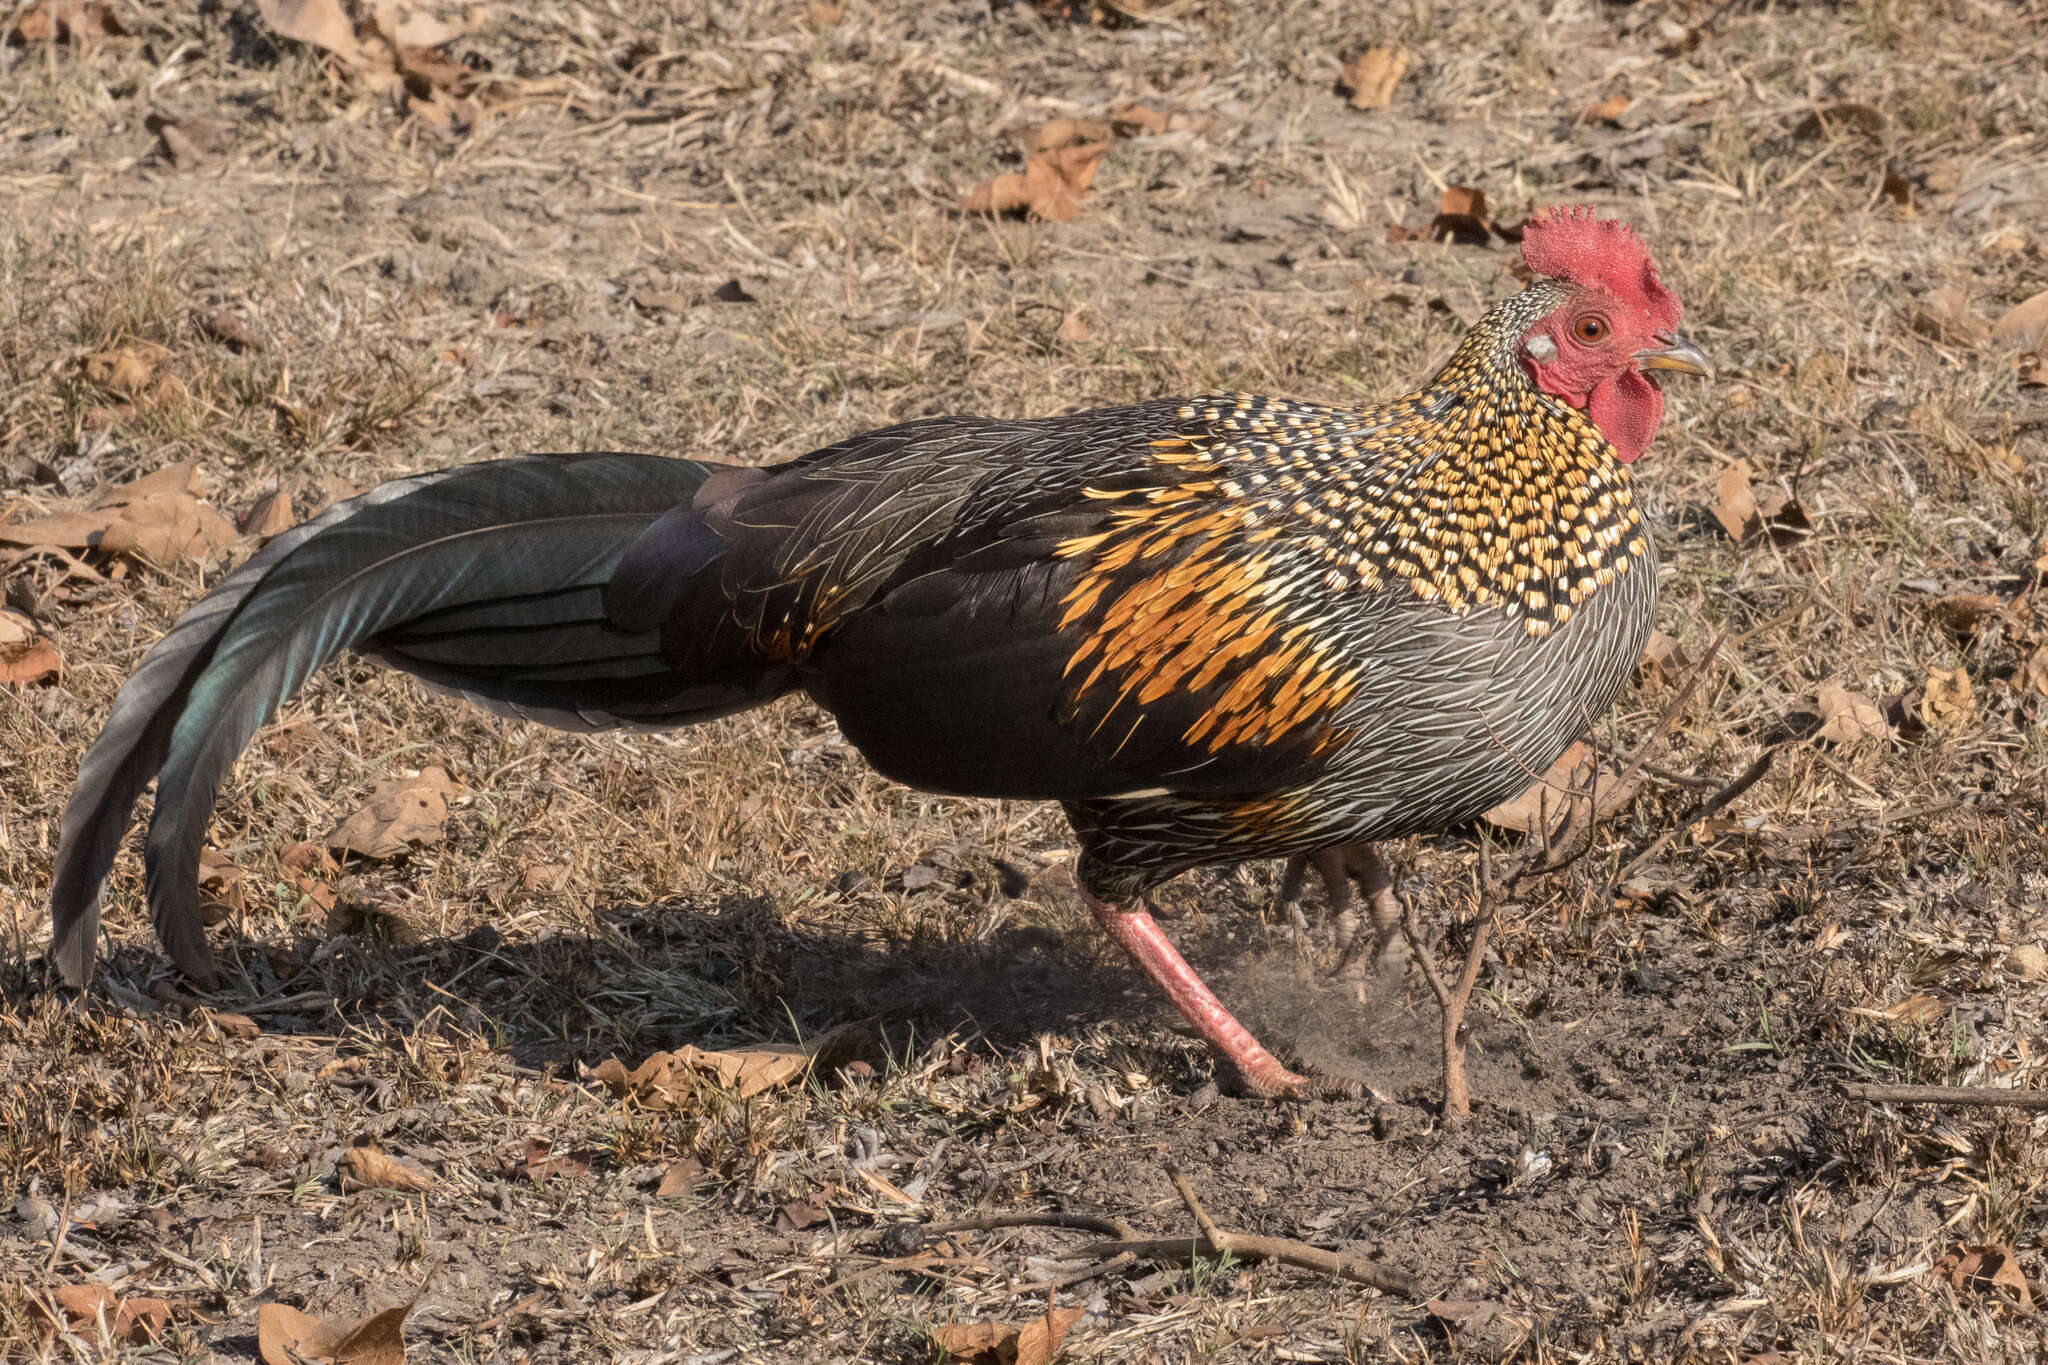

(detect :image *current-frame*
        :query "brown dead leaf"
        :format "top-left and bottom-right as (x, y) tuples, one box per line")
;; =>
(1881, 164), (1915, 213)
(8, 1), (124, 44)
(1710, 460), (1761, 542)
(82, 342), (171, 397)
(241, 486), (298, 539)
(1057, 310), (1091, 343)
(932, 1307), (1084, 1365)
(1581, 93), (1630, 125)
(518, 861), (567, 893)
(1852, 992), (1951, 1025)
(1993, 289), (2048, 350)
(592, 1018), (876, 1108)
(1426, 1298), (1503, 1332)
(1932, 593), (2006, 637)
(1, 639), (62, 687)
(656, 1158), (704, 1197)
(258, 1296), (415, 1365)
(197, 306), (263, 351)
(496, 1137), (594, 1183)
(1390, 186), (1494, 245)
(1920, 667), (1974, 727)
(327, 766), (458, 860)
(962, 142), (1107, 222)
(340, 1139), (435, 1192)
(1432, 185), (1490, 243)
(0, 461), (236, 567)
(1815, 686), (1886, 745)
(777, 1197), (830, 1231)
(1912, 286), (1988, 347)
(0, 609), (33, 646)
(1107, 102), (1210, 138)
(40, 1285), (169, 1345)
(1703, 458), (1802, 544)
(255, 0), (487, 122)
(1636, 631), (1690, 689)
(1753, 484), (1813, 545)
(204, 1009), (262, 1040)
(1793, 101), (1885, 140)
(1484, 741), (1642, 840)
(255, 0), (364, 63)
(1340, 45), (1410, 110)
(1023, 117), (1110, 154)
(282, 834), (337, 869)
(199, 846), (247, 920)
(2019, 643), (2048, 698)
(1938, 1244), (2036, 1311)
(369, 0), (484, 49)
(146, 111), (233, 169)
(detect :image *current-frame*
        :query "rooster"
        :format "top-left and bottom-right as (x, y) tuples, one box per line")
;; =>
(47, 206), (1707, 1098)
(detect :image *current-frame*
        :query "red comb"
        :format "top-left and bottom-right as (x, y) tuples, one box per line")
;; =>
(1520, 206), (1681, 330)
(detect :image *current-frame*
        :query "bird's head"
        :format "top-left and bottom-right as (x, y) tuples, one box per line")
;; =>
(1516, 206), (1710, 464)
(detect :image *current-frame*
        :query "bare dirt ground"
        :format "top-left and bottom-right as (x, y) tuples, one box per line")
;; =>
(5, 0), (2048, 1359)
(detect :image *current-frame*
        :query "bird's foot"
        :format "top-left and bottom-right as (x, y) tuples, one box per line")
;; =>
(1085, 892), (1367, 1103)
(1218, 1053), (1367, 1101)
(1278, 844), (1406, 978)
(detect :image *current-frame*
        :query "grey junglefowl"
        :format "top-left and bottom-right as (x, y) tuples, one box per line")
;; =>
(46, 205), (1708, 1098)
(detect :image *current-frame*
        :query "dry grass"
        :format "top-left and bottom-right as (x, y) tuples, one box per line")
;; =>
(4, 0), (2048, 1359)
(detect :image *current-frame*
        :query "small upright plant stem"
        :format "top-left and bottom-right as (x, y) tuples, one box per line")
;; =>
(1400, 889), (1494, 1121)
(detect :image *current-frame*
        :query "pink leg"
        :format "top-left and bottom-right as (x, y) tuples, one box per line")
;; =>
(1085, 892), (1357, 1099)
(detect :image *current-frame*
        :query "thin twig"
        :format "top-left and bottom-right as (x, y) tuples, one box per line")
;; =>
(1164, 1163), (1227, 1247)
(924, 1211), (1135, 1239)
(1400, 892), (1453, 1010)
(1015, 1250), (1138, 1295)
(825, 1252), (995, 1292)
(1072, 1235), (1423, 1299)
(1842, 1083), (2048, 1111)
(1643, 763), (1723, 791)
(1138, 1162), (1424, 1296)
(1620, 741), (1779, 879)
(1399, 887), (1492, 1120)
(920, 1175), (1430, 1300)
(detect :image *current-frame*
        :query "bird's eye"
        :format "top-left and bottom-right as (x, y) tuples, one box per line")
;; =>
(1574, 315), (1610, 344)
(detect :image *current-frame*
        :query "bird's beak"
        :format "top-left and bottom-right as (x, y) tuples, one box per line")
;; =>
(1635, 332), (1713, 379)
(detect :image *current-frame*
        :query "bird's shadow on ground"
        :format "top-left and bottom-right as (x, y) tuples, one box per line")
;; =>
(33, 876), (1457, 1095)
(55, 890), (1189, 1075)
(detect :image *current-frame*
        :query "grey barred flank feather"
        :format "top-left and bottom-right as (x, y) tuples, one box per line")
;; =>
(48, 274), (1661, 983)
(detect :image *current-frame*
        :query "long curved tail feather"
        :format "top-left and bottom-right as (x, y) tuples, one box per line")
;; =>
(49, 453), (784, 987)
